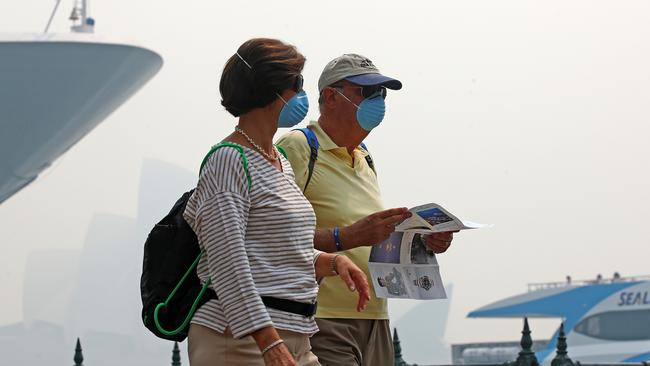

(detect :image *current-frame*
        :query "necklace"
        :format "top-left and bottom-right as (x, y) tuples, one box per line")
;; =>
(235, 126), (278, 161)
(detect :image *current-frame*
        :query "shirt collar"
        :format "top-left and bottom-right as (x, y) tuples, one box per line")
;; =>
(309, 120), (369, 157)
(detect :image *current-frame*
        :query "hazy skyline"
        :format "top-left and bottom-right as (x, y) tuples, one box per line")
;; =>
(2, 0), (650, 355)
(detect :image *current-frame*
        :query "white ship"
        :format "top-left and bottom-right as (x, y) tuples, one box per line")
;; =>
(454, 274), (650, 364)
(0, 0), (162, 203)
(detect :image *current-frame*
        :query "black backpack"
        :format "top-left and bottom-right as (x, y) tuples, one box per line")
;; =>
(140, 142), (251, 341)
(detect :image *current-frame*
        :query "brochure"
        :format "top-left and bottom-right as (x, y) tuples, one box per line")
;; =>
(369, 203), (490, 300)
(395, 203), (491, 234)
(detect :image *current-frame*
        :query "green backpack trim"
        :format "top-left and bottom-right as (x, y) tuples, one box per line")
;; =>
(275, 144), (288, 160)
(198, 142), (287, 189)
(199, 142), (252, 189)
(153, 252), (210, 337)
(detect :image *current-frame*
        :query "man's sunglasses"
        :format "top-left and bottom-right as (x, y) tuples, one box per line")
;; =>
(331, 84), (387, 99)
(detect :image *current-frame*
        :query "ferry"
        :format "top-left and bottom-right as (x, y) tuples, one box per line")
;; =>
(454, 274), (650, 364)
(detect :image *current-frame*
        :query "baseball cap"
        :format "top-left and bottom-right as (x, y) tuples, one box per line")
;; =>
(317, 53), (403, 93)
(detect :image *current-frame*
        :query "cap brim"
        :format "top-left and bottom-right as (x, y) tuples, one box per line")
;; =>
(345, 73), (402, 90)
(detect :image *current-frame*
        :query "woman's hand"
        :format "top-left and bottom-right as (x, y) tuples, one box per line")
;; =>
(314, 253), (370, 311)
(334, 255), (371, 312)
(252, 327), (296, 366)
(262, 343), (296, 366)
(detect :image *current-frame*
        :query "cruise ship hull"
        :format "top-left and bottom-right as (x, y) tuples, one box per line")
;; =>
(0, 33), (162, 203)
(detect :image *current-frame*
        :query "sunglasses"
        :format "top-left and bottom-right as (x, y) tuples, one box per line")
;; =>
(332, 84), (387, 99)
(293, 74), (304, 91)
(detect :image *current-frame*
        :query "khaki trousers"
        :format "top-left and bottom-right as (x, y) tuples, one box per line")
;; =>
(188, 324), (320, 366)
(310, 318), (393, 366)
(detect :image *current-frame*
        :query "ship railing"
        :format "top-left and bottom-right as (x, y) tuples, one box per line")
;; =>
(527, 274), (650, 292)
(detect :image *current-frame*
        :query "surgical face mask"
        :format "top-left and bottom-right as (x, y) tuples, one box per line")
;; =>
(277, 90), (309, 128)
(334, 88), (386, 131)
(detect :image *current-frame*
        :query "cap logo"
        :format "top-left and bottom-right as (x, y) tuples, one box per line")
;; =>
(358, 58), (375, 68)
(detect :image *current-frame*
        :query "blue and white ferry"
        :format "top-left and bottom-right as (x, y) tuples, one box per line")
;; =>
(458, 274), (650, 364)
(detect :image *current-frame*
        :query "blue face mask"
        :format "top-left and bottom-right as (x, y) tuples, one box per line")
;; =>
(335, 89), (386, 131)
(277, 90), (309, 128)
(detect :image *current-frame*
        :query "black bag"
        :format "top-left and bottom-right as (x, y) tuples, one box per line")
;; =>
(140, 142), (249, 341)
(140, 189), (217, 341)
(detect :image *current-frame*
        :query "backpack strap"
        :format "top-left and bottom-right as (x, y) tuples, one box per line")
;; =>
(293, 127), (320, 191)
(275, 144), (288, 160)
(358, 142), (376, 174)
(294, 127), (376, 189)
(199, 142), (252, 190)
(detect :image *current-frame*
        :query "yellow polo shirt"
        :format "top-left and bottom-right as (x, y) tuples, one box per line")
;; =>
(276, 121), (387, 319)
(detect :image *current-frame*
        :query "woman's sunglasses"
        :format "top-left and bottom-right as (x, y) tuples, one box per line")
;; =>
(293, 74), (304, 91)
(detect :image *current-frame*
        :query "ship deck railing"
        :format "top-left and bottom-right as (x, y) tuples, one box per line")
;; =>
(527, 274), (650, 292)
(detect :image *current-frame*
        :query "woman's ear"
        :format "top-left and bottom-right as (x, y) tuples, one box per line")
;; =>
(266, 91), (289, 114)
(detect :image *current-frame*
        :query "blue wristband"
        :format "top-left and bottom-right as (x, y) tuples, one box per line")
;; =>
(333, 227), (343, 252)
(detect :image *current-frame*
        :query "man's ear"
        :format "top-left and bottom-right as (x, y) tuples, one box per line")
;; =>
(323, 87), (339, 109)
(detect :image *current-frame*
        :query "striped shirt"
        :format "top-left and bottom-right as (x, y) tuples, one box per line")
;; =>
(183, 145), (319, 338)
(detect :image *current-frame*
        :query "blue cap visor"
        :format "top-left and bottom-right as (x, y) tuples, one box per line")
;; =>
(345, 73), (402, 90)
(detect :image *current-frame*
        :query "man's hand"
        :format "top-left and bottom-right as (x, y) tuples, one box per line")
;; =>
(340, 208), (412, 248)
(424, 231), (456, 253)
(334, 255), (370, 312)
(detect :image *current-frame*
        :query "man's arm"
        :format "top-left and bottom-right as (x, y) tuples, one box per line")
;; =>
(276, 130), (411, 251)
(313, 207), (411, 252)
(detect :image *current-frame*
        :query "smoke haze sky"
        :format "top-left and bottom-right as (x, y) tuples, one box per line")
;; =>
(1, 0), (650, 349)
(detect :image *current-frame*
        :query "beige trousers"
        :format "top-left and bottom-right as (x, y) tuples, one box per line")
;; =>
(188, 324), (320, 366)
(310, 318), (393, 366)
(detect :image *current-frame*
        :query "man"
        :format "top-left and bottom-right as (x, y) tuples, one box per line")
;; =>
(277, 54), (454, 366)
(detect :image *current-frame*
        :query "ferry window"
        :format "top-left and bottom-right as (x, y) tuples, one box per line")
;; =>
(573, 309), (650, 340)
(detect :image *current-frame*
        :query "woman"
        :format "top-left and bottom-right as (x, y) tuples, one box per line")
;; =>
(183, 38), (370, 366)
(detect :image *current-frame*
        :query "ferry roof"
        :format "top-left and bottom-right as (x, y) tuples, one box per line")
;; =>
(468, 275), (650, 319)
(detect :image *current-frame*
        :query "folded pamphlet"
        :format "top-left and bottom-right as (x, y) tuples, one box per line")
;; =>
(369, 203), (490, 300)
(395, 203), (491, 234)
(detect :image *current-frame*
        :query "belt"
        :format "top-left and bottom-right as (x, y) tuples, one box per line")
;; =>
(262, 296), (317, 318)
(206, 290), (317, 318)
